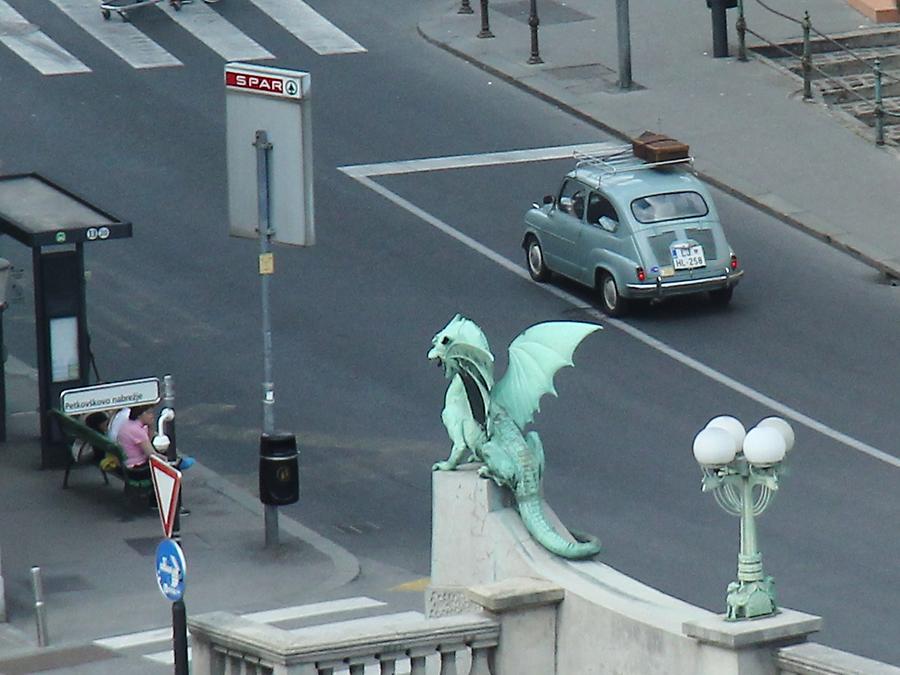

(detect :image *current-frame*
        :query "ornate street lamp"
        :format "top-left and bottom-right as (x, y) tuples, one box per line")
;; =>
(692, 415), (795, 620)
(0, 257), (10, 442)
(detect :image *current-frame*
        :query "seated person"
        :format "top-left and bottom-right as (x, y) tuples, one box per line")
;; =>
(116, 404), (195, 479)
(70, 411), (110, 465)
(107, 406), (130, 443)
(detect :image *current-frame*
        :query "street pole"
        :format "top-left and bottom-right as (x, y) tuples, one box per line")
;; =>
(254, 129), (279, 548)
(162, 375), (180, 546)
(616, 0), (632, 90)
(173, 598), (188, 675)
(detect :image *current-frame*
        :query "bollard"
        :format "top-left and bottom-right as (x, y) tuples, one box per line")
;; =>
(616, 0), (632, 89)
(709, 0), (730, 58)
(31, 567), (48, 647)
(458, 0), (473, 14)
(736, 0), (747, 62)
(801, 12), (812, 101)
(527, 0), (542, 64)
(874, 59), (885, 145)
(477, 0), (493, 38)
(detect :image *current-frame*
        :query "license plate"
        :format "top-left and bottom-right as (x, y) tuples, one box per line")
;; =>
(670, 244), (705, 270)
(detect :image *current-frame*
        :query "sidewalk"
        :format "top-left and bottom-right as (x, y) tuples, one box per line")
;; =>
(0, 357), (360, 673)
(419, 0), (900, 280)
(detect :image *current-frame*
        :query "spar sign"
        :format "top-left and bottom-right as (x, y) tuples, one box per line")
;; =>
(225, 64), (303, 99)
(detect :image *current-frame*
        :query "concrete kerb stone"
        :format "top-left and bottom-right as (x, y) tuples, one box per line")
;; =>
(417, 16), (900, 283)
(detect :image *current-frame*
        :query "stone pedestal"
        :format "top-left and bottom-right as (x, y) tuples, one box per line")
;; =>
(467, 577), (564, 675)
(682, 611), (823, 675)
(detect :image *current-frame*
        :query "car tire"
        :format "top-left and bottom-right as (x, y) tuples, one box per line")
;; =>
(525, 237), (551, 282)
(599, 272), (629, 317)
(709, 287), (734, 307)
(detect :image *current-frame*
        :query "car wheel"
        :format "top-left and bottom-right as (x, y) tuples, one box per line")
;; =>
(709, 287), (734, 307)
(525, 237), (550, 282)
(599, 272), (629, 317)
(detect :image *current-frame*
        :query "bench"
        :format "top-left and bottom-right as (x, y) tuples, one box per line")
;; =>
(50, 409), (153, 503)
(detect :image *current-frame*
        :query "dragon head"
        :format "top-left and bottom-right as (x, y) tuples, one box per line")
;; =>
(428, 314), (495, 387)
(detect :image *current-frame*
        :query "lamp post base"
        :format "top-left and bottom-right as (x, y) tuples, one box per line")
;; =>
(726, 576), (776, 620)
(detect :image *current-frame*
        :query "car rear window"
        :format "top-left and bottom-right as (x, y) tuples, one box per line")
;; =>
(630, 191), (708, 224)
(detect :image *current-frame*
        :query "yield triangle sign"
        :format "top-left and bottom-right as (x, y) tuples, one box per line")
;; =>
(150, 455), (182, 539)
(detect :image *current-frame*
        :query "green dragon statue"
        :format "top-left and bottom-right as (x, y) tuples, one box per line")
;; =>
(428, 314), (603, 560)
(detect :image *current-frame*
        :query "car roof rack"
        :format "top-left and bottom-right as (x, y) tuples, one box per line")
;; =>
(572, 147), (693, 185)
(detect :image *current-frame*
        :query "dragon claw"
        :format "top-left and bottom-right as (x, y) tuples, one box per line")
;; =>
(433, 461), (456, 472)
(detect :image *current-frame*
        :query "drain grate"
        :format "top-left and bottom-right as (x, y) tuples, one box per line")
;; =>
(492, 0), (592, 26)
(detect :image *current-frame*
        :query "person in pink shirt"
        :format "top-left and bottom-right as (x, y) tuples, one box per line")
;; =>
(116, 405), (195, 517)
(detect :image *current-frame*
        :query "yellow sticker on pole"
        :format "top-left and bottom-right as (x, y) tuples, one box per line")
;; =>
(259, 252), (275, 275)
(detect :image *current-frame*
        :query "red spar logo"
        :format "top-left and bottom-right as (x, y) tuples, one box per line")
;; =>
(225, 71), (296, 97)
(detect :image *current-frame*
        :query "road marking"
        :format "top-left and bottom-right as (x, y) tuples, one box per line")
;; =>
(245, 0), (365, 55)
(160, 1), (273, 61)
(95, 626), (172, 650)
(144, 646), (190, 665)
(0, 1), (91, 75)
(243, 597), (386, 624)
(288, 611), (425, 636)
(47, 0), (182, 69)
(94, 596), (388, 651)
(338, 146), (900, 470)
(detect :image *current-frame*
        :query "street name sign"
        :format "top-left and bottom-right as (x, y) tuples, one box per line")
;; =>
(59, 377), (160, 415)
(225, 62), (314, 247)
(155, 538), (186, 603)
(150, 455), (182, 539)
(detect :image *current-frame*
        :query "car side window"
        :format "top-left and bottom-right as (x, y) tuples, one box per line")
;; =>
(587, 192), (619, 231)
(558, 180), (585, 220)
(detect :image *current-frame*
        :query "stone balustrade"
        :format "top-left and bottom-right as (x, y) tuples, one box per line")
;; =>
(188, 610), (499, 675)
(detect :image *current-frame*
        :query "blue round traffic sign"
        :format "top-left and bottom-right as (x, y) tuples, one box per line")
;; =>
(155, 539), (186, 602)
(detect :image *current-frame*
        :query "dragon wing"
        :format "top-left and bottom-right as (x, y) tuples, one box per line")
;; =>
(492, 321), (600, 430)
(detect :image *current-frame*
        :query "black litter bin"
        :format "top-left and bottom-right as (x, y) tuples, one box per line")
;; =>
(259, 432), (299, 505)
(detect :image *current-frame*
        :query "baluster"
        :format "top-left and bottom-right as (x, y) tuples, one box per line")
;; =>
(408, 647), (430, 675)
(348, 663), (366, 675)
(439, 647), (457, 675)
(377, 651), (403, 675)
(469, 642), (495, 675)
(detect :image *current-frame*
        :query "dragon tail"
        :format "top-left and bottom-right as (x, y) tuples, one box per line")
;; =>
(516, 494), (601, 560)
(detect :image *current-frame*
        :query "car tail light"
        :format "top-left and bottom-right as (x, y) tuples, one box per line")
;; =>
(636, 267), (646, 282)
(730, 254), (738, 270)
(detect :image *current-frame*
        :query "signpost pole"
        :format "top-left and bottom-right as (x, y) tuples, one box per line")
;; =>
(161, 375), (181, 546)
(254, 129), (279, 548)
(173, 598), (188, 675)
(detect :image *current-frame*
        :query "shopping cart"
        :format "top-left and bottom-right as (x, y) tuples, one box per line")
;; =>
(100, 0), (181, 21)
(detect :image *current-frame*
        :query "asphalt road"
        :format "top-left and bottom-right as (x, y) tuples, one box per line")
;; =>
(0, 0), (897, 665)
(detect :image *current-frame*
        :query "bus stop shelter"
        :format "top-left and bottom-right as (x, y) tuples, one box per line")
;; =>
(0, 173), (131, 467)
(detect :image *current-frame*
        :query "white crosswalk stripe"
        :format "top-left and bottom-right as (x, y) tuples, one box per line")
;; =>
(0, 0), (363, 75)
(0, 1), (91, 74)
(93, 596), (397, 666)
(244, 0), (365, 55)
(48, 0), (182, 69)
(159, 1), (274, 61)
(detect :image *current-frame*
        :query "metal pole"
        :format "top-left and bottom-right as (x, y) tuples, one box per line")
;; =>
(874, 58), (885, 145)
(616, 0), (632, 89)
(254, 130), (280, 548)
(527, 0), (542, 64)
(736, 0), (747, 62)
(801, 12), (812, 101)
(31, 567), (48, 647)
(477, 0), (493, 38)
(710, 0), (729, 58)
(0, 307), (5, 443)
(162, 375), (181, 545)
(173, 599), (188, 675)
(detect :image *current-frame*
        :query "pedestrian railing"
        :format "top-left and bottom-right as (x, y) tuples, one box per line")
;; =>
(188, 611), (499, 675)
(737, 0), (900, 145)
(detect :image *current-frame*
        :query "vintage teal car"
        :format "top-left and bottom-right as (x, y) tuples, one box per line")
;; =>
(522, 148), (743, 316)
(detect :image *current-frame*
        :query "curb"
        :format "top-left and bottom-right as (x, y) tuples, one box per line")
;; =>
(417, 21), (900, 283)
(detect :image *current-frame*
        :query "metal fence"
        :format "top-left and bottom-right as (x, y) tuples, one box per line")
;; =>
(737, 0), (900, 145)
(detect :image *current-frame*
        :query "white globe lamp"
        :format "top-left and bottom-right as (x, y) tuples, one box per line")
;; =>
(693, 426), (738, 466)
(742, 426), (786, 466)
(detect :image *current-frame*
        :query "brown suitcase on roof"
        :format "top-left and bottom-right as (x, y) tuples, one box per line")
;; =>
(632, 131), (690, 163)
